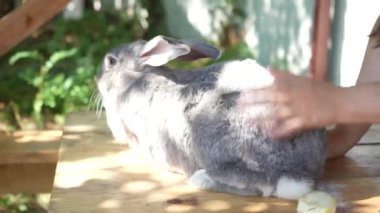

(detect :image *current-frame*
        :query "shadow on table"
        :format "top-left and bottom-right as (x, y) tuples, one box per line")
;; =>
(49, 144), (380, 212)
(48, 112), (380, 212)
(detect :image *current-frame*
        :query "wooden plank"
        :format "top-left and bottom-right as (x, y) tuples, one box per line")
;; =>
(0, 142), (59, 164)
(0, 130), (61, 164)
(310, 0), (331, 81)
(359, 124), (380, 144)
(0, 130), (62, 143)
(0, 130), (61, 193)
(324, 145), (380, 179)
(0, 163), (56, 194)
(49, 112), (380, 212)
(0, 0), (70, 56)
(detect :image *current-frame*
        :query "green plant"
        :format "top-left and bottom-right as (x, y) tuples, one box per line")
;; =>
(0, 194), (45, 213)
(168, 40), (254, 70)
(1, 10), (141, 129)
(9, 49), (77, 128)
(216, 41), (254, 61)
(0, 6), (252, 130)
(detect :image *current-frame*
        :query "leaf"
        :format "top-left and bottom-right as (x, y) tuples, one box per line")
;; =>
(42, 48), (78, 74)
(33, 99), (43, 114)
(63, 77), (74, 90)
(32, 76), (43, 87)
(9, 51), (43, 65)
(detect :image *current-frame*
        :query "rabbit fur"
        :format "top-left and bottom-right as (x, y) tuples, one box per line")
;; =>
(96, 35), (327, 200)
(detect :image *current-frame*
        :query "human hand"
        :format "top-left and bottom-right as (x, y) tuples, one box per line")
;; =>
(239, 70), (339, 138)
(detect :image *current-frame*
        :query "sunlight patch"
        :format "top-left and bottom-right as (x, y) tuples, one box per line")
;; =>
(121, 181), (158, 193)
(201, 200), (232, 211)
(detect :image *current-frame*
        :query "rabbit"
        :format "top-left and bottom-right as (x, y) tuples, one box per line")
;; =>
(96, 35), (327, 200)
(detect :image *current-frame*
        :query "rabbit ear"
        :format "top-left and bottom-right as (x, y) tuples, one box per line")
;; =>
(176, 39), (221, 61)
(139, 35), (221, 67)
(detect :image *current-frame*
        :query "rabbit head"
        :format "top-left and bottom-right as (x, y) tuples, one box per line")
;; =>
(96, 36), (220, 96)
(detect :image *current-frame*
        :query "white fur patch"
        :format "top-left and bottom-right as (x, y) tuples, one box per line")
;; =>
(258, 184), (274, 197)
(274, 176), (313, 200)
(188, 169), (216, 189)
(217, 59), (274, 91)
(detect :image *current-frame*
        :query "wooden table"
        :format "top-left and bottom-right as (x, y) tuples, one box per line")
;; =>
(48, 112), (380, 212)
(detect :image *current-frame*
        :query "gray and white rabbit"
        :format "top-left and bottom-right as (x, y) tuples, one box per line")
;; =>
(96, 35), (326, 200)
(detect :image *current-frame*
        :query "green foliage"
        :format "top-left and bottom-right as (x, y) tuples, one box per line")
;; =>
(10, 49), (77, 128)
(168, 41), (254, 70)
(0, 194), (44, 213)
(0, 10), (142, 129)
(217, 41), (254, 61)
(0, 7), (253, 130)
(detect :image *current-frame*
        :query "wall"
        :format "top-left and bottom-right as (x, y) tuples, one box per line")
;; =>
(243, 0), (314, 73)
(162, 0), (315, 75)
(328, 0), (380, 86)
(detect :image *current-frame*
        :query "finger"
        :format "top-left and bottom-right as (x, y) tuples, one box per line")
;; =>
(240, 103), (294, 131)
(268, 117), (304, 139)
(242, 102), (294, 122)
(275, 103), (294, 120)
(240, 103), (275, 120)
(239, 88), (274, 105)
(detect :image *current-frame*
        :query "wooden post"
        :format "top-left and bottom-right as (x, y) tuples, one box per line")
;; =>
(0, 0), (70, 56)
(311, 0), (331, 81)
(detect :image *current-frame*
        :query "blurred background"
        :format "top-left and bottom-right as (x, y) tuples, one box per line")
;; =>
(0, 0), (317, 132)
(0, 0), (379, 212)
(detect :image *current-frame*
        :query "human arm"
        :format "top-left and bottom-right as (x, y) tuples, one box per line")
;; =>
(239, 73), (380, 138)
(239, 15), (380, 158)
(327, 15), (380, 158)
(327, 123), (370, 159)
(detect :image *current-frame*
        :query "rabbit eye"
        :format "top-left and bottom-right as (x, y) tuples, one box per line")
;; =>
(105, 55), (117, 71)
(107, 55), (117, 65)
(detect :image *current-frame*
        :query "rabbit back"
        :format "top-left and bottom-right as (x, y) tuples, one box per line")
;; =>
(183, 60), (326, 198)
(117, 60), (326, 197)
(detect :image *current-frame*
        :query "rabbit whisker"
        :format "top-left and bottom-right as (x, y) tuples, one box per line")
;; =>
(88, 92), (98, 112)
(96, 94), (104, 118)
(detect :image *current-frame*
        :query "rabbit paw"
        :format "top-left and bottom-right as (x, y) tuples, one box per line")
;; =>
(188, 169), (218, 190)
